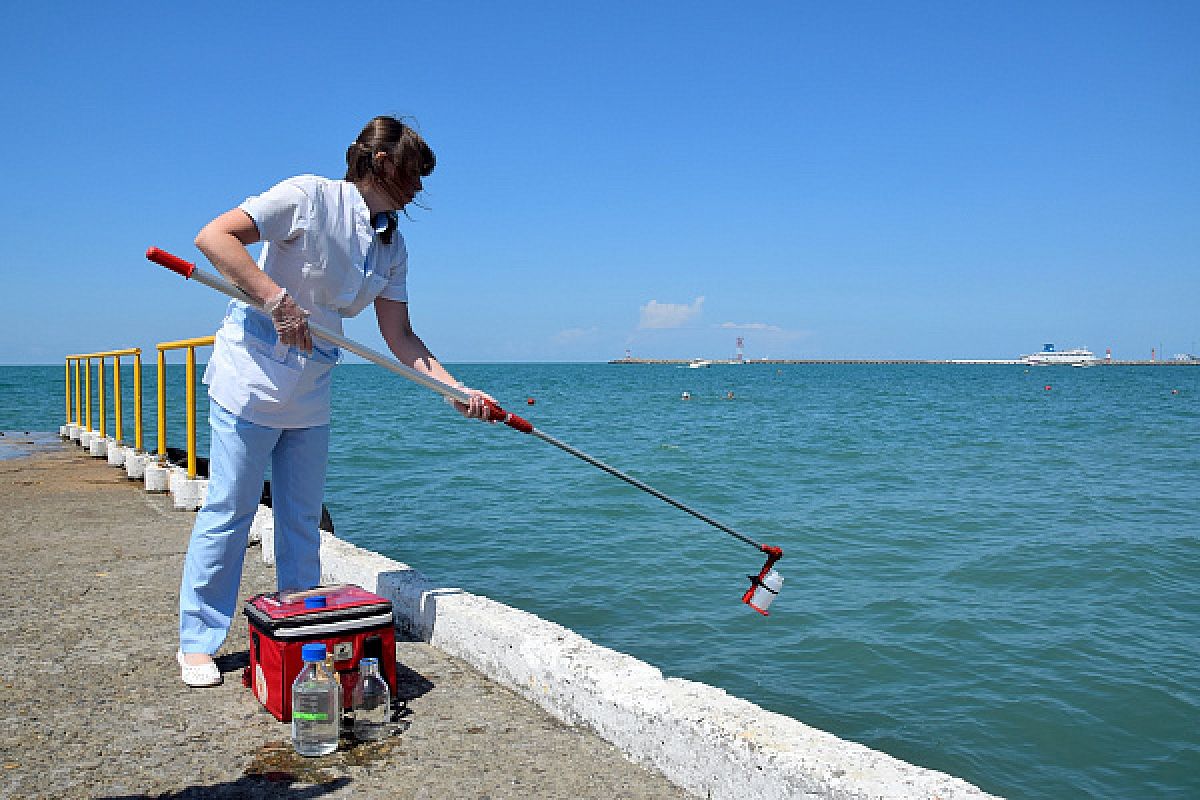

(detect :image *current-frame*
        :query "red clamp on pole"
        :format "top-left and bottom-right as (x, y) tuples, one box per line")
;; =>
(483, 399), (534, 434)
(742, 545), (784, 616)
(146, 247), (196, 278)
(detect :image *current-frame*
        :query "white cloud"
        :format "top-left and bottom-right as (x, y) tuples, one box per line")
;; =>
(719, 321), (785, 333)
(638, 296), (705, 329)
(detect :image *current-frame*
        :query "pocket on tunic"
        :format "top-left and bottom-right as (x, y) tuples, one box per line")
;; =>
(307, 257), (363, 311)
(240, 334), (303, 402)
(208, 313), (304, 407)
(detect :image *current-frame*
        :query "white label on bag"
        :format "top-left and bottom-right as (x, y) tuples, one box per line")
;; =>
(255, 664), (268, 705)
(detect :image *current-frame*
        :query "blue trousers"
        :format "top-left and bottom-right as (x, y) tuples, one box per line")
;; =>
(179, 400), (330, 654)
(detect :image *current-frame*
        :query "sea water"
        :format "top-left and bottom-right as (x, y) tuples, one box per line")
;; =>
(3, 362), (1197, 798)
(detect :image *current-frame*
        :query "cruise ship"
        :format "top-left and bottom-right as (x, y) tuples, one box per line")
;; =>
(1021, 343), (1097, 366)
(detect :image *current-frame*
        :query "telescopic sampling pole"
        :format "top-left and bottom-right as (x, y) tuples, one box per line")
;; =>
(146, 246), (785, 614)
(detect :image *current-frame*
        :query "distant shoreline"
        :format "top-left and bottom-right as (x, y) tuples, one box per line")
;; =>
(608, 358), (1200, 366)
(2, 359), (1197, 369)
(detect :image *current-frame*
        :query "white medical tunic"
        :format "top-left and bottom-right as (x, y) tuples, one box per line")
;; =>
(203, 175), (409, 428)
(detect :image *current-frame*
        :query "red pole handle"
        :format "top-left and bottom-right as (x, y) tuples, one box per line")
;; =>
(146, 247), (196, 278)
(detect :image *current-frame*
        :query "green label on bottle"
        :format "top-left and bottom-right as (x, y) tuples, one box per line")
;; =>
(292, 711), (328, 721)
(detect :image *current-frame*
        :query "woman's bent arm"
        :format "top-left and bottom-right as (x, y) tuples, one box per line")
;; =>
(375, 297), (459, 383)
(194, 210), (280, 307)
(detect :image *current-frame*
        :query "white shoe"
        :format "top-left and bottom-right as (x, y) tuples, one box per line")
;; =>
(177, 651), (223, 688)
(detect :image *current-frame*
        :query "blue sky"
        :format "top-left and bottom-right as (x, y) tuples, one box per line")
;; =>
(1, 1), (1196, 363)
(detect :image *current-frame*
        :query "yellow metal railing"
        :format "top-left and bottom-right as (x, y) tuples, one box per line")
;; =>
(156, 336), (215, 480)
(74, 358), (81, 428)
(65, 349), (143, 450)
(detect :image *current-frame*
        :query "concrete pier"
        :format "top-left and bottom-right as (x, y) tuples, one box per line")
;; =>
(0, 444), (688, 800)
(0, 435), (1000, 799)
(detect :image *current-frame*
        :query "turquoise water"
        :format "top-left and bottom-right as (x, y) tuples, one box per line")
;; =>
(3, 362), (1198, 798)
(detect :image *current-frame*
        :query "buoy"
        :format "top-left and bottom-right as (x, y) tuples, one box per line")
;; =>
(527, 397), (536, 405)
(1044, 385), (1052, 391)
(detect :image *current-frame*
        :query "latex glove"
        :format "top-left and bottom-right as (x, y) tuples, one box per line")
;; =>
(446, 385), (497, 422)
(264, 288), (312, 353)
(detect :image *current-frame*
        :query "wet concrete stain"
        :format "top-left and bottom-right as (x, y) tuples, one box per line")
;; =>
(244, 710), (414, 784)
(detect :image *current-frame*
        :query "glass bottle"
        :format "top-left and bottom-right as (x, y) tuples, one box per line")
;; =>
(352, 657), (391, 741)
(291, 643), (340, 756)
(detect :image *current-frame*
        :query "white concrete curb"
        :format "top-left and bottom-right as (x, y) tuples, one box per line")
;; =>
(164, 466), (206, 511)
(310, 528), (1001, 800)
(124, 449), (150, 480)
(248, 504), (269, 547)
(144, 462), (170, 493)
(172, 477), (208, 511)
(251, 505), (273, 560)
(88, 435), (107, 457)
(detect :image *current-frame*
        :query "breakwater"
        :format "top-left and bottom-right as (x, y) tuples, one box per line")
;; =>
(608, 357), (1198, 366)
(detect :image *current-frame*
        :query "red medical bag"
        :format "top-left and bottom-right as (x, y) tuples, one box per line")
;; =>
(242, 584), (397, 722)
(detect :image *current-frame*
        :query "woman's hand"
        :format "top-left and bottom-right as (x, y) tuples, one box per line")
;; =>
(264, 288), (312, 353)
(451, 386), (497, 422)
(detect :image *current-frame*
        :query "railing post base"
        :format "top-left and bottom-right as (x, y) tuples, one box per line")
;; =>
(144, 462), (170, 492)
(122, 448), (148, 479)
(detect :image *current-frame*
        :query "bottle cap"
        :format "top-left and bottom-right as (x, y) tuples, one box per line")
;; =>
(360, 657), (378, 667)
(304, 595), (328, 609)
(301, 643), (327, 662)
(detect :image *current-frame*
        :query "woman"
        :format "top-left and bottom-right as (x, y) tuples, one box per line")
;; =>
(177, 116), (491, 687)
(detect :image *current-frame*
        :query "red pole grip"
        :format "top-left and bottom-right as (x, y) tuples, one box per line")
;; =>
(146, 247), (196, 278)
(760, 544), (783, 564)
(483, 400), (534, 434)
